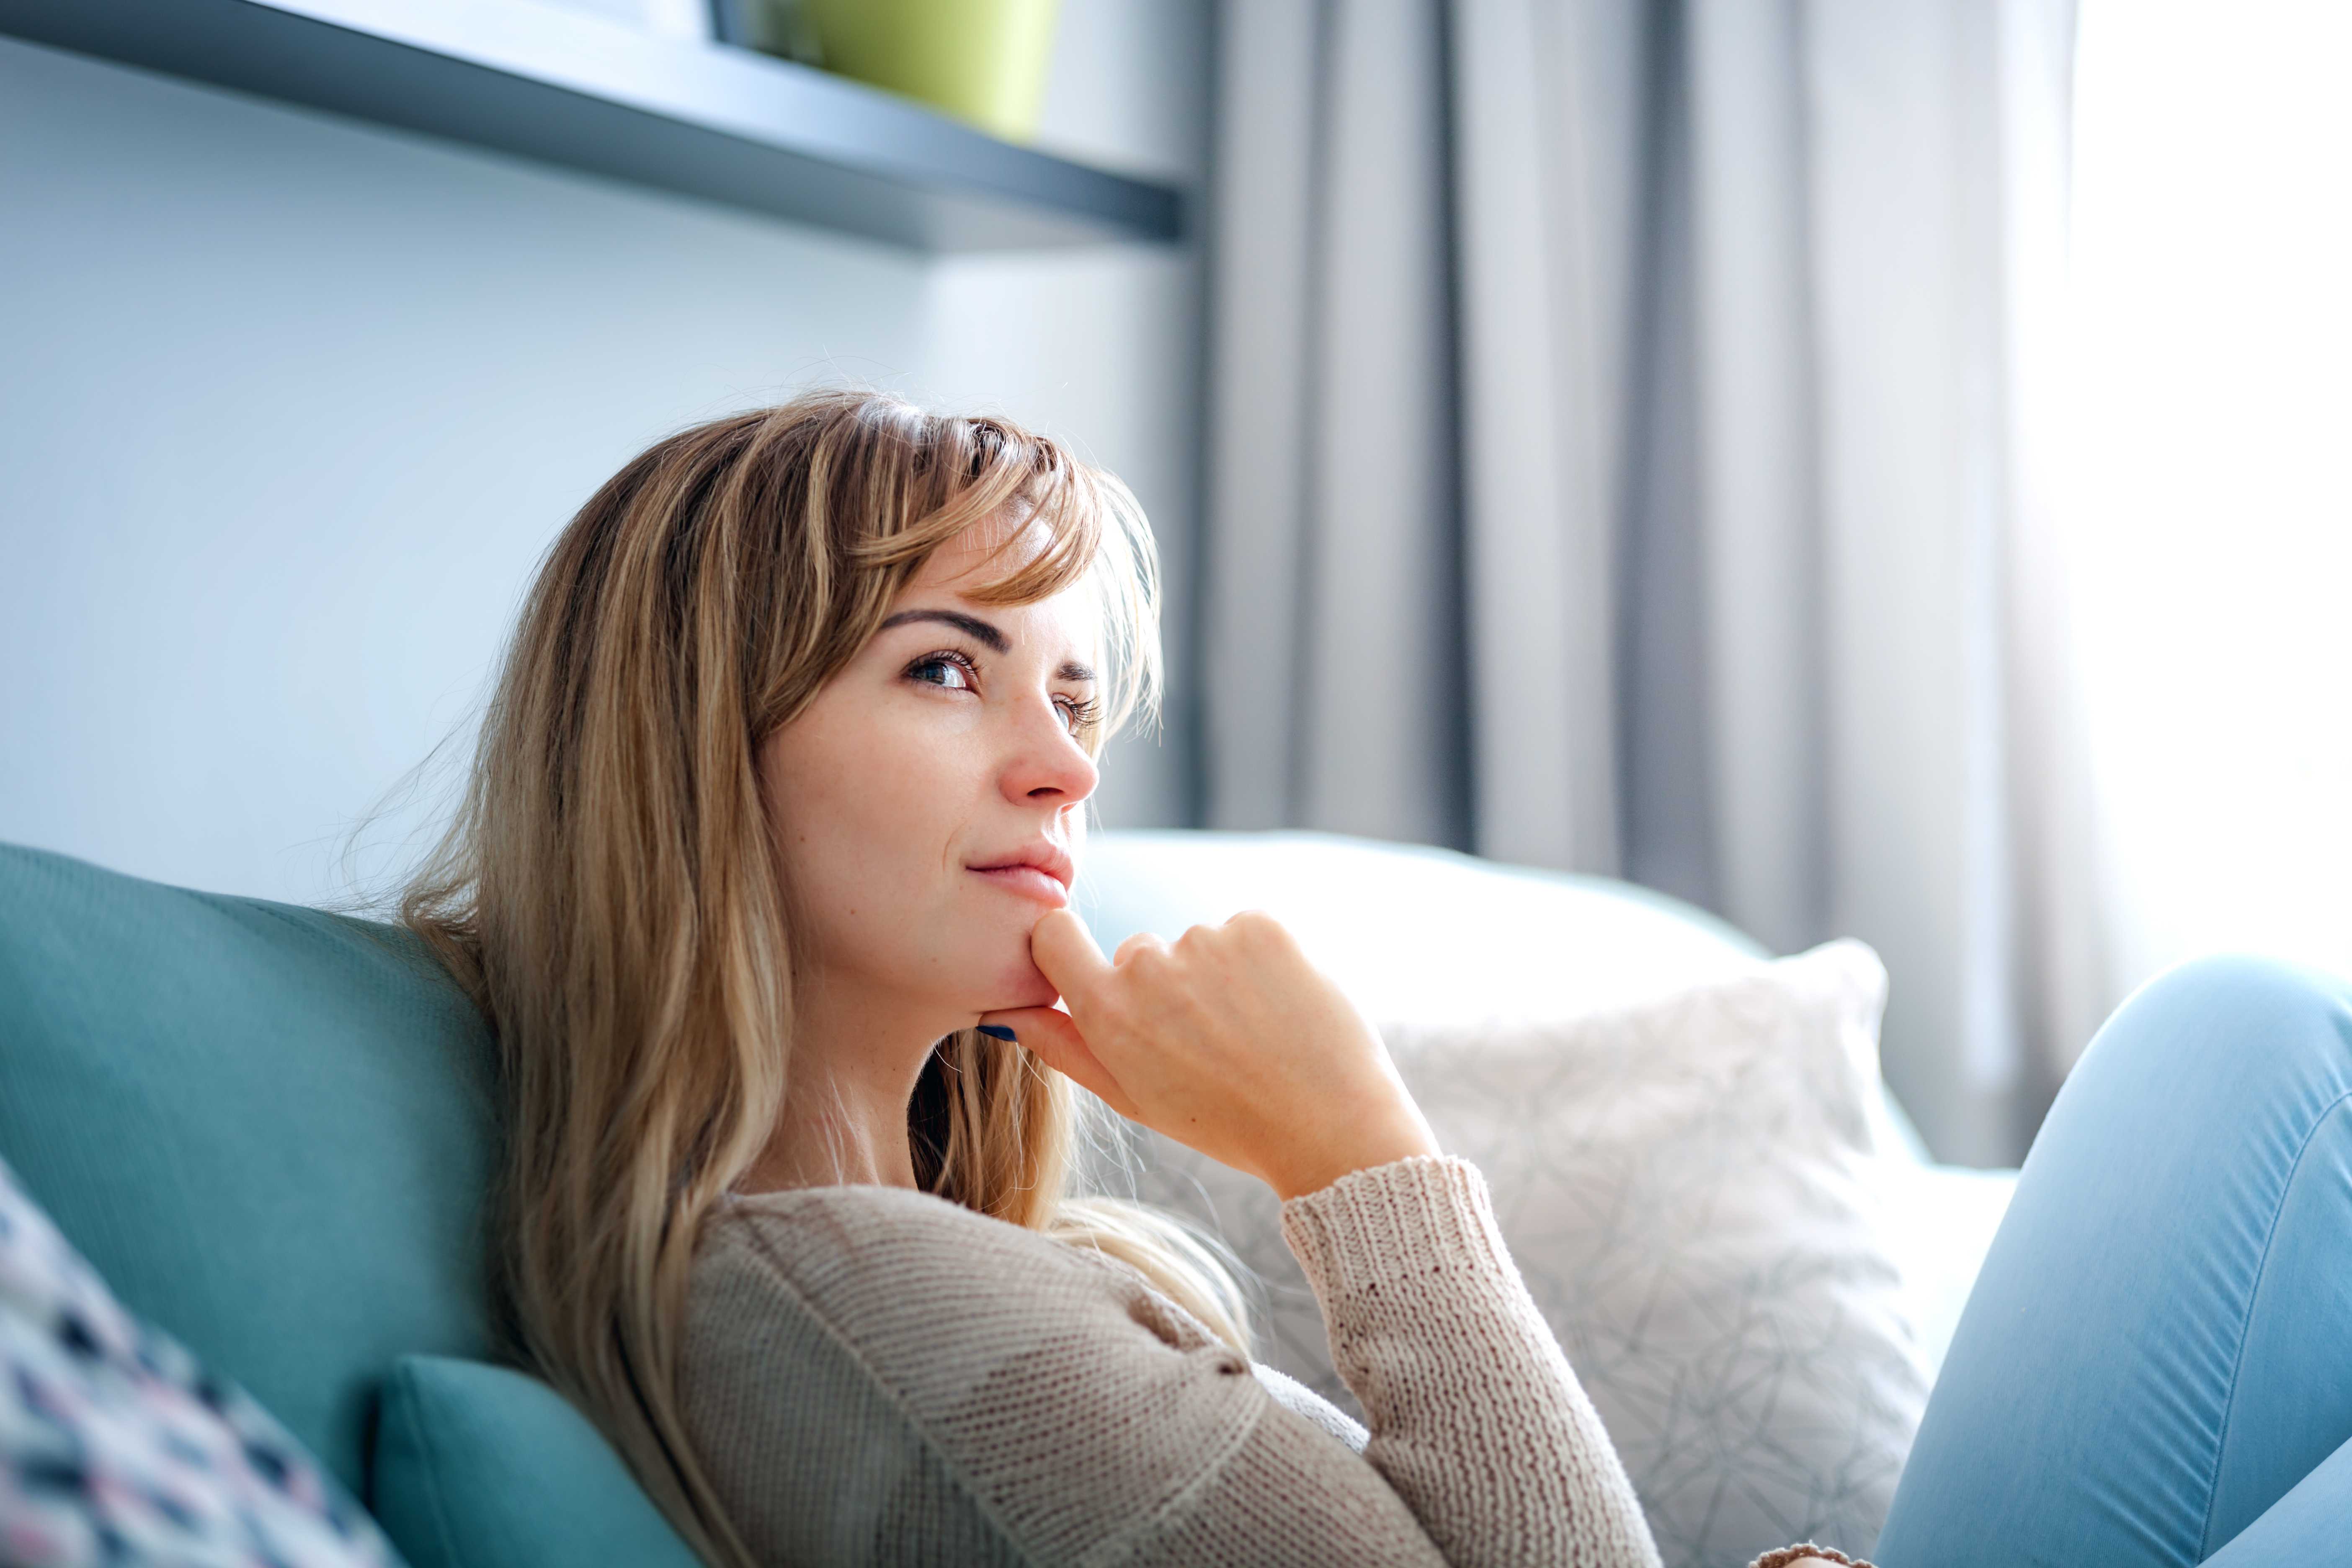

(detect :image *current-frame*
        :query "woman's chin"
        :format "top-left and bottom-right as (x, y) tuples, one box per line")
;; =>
(976, 959), (1060, 1016)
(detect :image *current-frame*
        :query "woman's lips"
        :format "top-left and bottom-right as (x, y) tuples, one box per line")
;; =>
(970, 864), (1071, 907)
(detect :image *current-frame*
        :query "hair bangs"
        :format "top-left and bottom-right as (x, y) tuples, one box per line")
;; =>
(847, 416), (1159, 742)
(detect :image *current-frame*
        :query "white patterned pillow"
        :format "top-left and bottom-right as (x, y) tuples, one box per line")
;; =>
(1105, 939), (1929, 1568)
(0, 1153), (399, 1568)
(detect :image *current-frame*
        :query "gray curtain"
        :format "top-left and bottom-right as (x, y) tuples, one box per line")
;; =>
(1199, 0), (2104, 1164)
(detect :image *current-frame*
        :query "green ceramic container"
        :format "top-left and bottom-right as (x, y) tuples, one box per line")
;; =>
(795, 0), (1062, 143)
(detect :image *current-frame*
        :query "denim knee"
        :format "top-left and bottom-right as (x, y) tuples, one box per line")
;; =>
(2079, 952), (2352, 1085)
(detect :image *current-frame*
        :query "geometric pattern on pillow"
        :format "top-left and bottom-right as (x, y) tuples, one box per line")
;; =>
(1097, 939), (1930, 1568)
(0, 1152), (401, 1568)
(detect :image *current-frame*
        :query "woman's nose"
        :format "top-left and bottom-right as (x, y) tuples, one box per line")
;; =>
(999, 703), (1099, 807)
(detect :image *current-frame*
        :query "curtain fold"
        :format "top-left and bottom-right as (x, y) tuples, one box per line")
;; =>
(1450, 0), (1630, 876)
(1201, 0), (2102, 1163)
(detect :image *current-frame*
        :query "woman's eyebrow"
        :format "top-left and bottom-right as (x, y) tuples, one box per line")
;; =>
(877, 608), (1008, 652)
(877, 608), (1094, 681)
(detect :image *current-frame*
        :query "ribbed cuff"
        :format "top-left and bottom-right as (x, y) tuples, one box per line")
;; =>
(1277, 1153), (1513, 1308)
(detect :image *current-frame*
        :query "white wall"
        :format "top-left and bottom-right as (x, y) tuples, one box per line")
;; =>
(0, 2), (1209, 907)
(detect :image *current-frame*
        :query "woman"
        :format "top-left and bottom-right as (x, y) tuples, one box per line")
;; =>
(400, 392), (2352, 1568)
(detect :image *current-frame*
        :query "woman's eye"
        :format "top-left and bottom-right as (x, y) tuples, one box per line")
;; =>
(1056, 694), (1103, 735)
(907, 653), (975, 691)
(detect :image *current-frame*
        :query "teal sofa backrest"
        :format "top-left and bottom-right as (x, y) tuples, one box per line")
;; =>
(0, 842), (498, 1495)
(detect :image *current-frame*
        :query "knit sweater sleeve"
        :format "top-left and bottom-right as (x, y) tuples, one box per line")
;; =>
(1280, 1155), (1662, 1568)
(1279, 1158), (1869, 1568)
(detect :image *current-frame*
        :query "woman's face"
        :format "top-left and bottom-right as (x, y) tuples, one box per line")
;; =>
(757, 520), (1103, 1028)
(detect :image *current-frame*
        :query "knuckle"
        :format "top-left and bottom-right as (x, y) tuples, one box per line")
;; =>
(1226, 909), (1288, 947)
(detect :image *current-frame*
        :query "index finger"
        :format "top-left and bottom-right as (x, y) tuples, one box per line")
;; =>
(1028, 908), (1114, 1011)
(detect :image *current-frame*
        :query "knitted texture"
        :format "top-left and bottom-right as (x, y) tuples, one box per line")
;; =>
(1280, 1155), (1663, 1568)
(681, 1154), (1828, 1566)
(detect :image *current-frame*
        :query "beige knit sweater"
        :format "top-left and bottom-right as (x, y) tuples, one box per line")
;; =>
(680, 1153), (1862, 1568)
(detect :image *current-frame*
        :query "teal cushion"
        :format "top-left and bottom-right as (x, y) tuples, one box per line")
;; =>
(0, 842), (499, 1494)
(372, 1356), (700, 1568)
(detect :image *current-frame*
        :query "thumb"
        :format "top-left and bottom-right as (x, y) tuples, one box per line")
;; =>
(1027, 908), (1114, 1013)
(977, 1005), (1138, 1119)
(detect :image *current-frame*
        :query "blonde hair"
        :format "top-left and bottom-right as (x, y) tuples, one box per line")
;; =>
(395, 391), (1251, 1568)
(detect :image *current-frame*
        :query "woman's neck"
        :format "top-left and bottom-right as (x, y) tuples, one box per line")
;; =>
(735, 973), (957, 1194)
(744, 1083), (918, 1190)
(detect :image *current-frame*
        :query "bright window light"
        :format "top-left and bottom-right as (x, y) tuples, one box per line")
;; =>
(2061, 0), (2352, 985)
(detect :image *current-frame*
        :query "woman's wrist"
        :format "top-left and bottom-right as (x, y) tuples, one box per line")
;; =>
(1267, 1120), (1443, 1202)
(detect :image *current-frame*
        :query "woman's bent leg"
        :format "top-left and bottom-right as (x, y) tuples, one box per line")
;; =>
(2198, 1430), (2352, 1565)
(1872, 954), (2352, 1568)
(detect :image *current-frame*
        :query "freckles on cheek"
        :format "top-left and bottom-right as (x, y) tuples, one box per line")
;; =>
(825, 715), (968, 907)
(774, 688), (993, 964)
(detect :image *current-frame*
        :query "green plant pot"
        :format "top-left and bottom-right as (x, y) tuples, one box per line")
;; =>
(792, 0), (1062, 144)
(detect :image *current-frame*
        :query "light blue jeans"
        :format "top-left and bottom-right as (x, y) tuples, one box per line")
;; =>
(1875, 955), (2352, 1566)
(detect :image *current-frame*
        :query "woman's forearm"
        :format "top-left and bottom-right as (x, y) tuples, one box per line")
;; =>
(1281, 1154), (1666, 1568)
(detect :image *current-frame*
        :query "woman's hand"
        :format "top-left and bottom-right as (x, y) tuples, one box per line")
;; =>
(980, 909), (1441, 1200)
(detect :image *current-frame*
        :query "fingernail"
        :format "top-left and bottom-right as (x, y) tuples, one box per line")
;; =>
(976, 1024), (1018, 1042)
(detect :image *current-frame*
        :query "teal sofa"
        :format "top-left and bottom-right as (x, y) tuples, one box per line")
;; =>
(0, 830), (2005, 1565)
